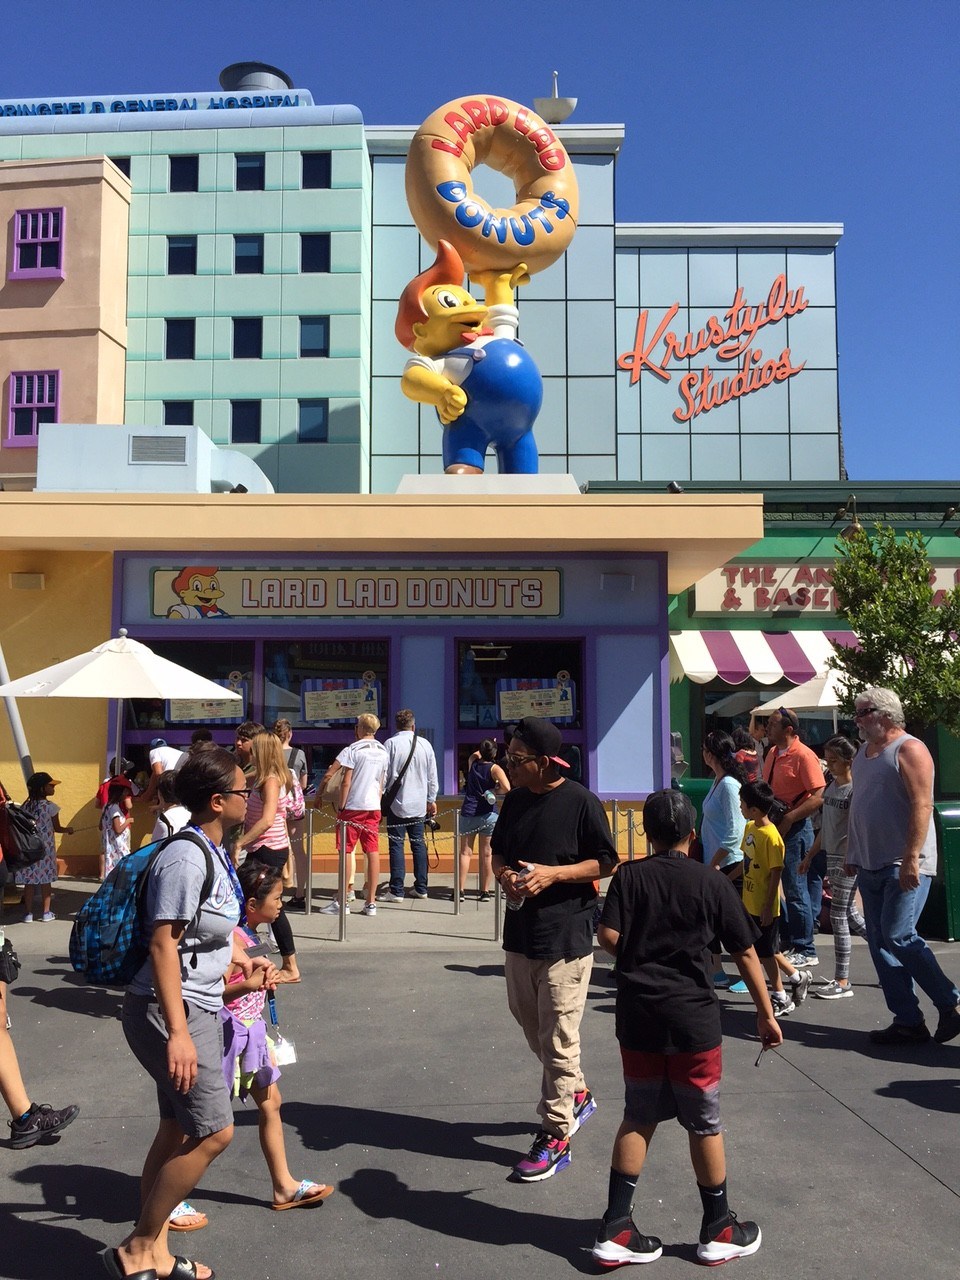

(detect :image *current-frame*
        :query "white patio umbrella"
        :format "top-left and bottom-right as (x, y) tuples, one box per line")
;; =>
(0, 628), (241, 773)
(752, 668), (847, 730)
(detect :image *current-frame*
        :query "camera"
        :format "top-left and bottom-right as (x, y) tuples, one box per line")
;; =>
(425, 816), (441, 833)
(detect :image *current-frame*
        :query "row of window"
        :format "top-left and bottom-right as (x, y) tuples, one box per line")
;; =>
(3, 369), (329, 447)
(110, 151), (332, 193)
(168, 231), (330, 276)
(165, 315), (330, 360)
(164, 398), (329, 444)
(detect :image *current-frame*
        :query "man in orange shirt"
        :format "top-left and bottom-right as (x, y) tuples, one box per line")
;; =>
(762, 708), (825, 966)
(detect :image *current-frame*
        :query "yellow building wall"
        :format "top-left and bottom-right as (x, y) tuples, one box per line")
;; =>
(0, 549), (114, 872)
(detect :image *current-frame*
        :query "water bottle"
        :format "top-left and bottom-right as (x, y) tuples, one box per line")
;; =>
(483, 789), (497, 807)
(505, 862), (532, 911)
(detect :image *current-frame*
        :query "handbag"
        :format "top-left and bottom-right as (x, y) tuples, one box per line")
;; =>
(0, 938), (21, 985)
(319, 765), (345, 810)
(0, 791), (46, 871)
(381, 732), (418, 818)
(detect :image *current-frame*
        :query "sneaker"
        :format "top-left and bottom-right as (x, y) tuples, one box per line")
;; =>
(727, 980), (749, 994)
(789, 970), (812, 1006)
(712, 971), (731, 989)
(869, 1020), (930, 1044)
(411, 888), (429, 899)
(9, 1102), (80, 1150)
(935, 1004), (960, 1044)
(569, 1088), (597, 1136)
(697, 1212), (761, 1264)
(40, 912), (56, 923)
(784, 951), (818, 967)
(592, 1216), (663, 1267)
(814, 979), (854, 1000)
(360, 902), (377, 917)
(511, 1132), (571, 1182)
(380, 890), (405, 904)
(344, 890), (357, 903)
(22, 914), (33, 924)
(771, 992), (795, 1017)
(319, 900), (341, 915)
(478, 891), (492, 902)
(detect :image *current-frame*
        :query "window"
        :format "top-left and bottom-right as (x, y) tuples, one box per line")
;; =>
(299, 315), (330, 357)
(231, 400), (261, 444)
(234, 234), (264, 275)
(163, 400), (194, 426)
(108, 156), (131, 179)
(165, 318), (196, 360)
(233, 317), (263, 359)
(10, 208), (65, 280)
(167, 235), (197, 275)
(169, 154), (199, 192)
(300, 233), (331, 273)
(301, 151), (332, 189)
(235, 152), (265, 191)
(298, 399), (329, 443)
(8, 371), (58, 445)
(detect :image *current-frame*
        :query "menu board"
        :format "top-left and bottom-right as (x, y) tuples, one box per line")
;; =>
(495, 677), (576, 724)
(302, 677), (381, 725)
(166, 680), (246, 725)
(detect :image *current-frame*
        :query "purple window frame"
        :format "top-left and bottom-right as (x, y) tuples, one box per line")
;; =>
(9, 207), (65, 280)
(7, 371), (59, 447)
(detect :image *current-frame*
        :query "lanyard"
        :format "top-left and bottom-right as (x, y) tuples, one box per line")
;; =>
(188, 824), (247, 925)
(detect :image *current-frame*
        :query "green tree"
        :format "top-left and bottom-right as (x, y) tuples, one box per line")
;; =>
(829, 524), (960, 733)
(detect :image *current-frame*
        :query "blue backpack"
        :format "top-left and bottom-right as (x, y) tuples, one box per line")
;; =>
(69, 831), (214, 986)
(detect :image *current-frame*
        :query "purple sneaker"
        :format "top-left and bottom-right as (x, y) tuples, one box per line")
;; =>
(511, 1132), (571, 1182)
(569, 1087), (597, 1136)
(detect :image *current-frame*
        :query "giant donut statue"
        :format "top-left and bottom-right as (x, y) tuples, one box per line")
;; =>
(405, 94), (579, 276)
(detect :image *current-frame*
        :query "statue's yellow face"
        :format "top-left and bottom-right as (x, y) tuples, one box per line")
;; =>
(411, 285), (488, 356)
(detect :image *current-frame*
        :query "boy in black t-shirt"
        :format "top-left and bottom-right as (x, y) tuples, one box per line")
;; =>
(592, 789), (781, 1267)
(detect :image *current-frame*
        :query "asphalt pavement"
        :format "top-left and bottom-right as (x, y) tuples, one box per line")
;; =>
(2, 878), (959, 1280)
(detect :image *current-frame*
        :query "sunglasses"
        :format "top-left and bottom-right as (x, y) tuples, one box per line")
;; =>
(853, 706), (879, 719)
(504, 753), (539, 766)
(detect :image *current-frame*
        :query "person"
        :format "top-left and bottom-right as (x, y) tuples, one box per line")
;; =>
(273, 719), (309, 910)
(380, 710), (439, 903)
(190, 728), (213, 748)
(320, 713), (387, 917)
(762, 706), (825, 966)
(699, 731), (747, 990)
(845, 687), (960, 1044)
(457, 738), (510, 902)
(591, 789), (780, 1267)
(140, 738), (187, 808)
(235, 734), (301, 983)
(739, 781), (812, 1016)
(490, 717), (618, 1182)
(732, 726), (762, 782)
(21, 772), (73, 922)
(802, 736), (865, 1000)
(100, 780), (134, 879)
(234, 721), (267, 774)
(105, 746), (275, 1280)
(221, 860), (334, 1208)
(150, 771), (191, 843)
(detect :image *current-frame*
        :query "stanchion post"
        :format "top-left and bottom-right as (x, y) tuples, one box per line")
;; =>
(337, 817), (348, 942)
(626, 809), (635, 861)
(494, 877), (502, 943)
(305, 808), (314, 915)
(453, 809), (461, 915)
(611, 799), (619, 859)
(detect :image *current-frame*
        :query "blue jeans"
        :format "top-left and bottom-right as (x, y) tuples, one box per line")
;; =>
(858, 866), (960, 1027)
(782, 819), (815, 956)
(806, 848), (828, 933)
(387, 818), (428, 896)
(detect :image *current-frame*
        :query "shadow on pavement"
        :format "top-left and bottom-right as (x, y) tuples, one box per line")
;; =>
(0, 1208), (104, 1280)
(876, 1077), (960, 1112)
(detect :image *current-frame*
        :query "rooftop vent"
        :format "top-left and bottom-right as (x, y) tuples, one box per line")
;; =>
(130, 434), (188, 464)
(219, 62), (294, 93)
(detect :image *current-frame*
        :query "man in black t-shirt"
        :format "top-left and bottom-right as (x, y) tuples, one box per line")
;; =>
(592, 789), (781, 1268)
(491, 718), (618, 1183)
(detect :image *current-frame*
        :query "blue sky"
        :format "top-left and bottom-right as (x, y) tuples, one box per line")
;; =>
(3, 0), (957, 481)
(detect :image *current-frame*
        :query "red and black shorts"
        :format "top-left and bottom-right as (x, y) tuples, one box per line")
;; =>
(620, 1044), (722, 1135)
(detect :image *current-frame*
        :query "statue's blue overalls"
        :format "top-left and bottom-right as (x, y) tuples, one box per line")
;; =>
(440, 338), (542, 474)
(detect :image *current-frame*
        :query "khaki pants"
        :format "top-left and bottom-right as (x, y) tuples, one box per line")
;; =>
(504, 951), (593, 1139)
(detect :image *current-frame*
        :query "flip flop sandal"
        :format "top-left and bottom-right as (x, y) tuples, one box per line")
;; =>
(271, 1179), (336, 1210)
(163, 1260), (215, 1280)
(98, 1247), (158, 1280)
(168, 1202), (208, 1232)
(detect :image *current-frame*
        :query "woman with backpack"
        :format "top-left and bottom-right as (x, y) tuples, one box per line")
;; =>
(103, 746), (276, 1280)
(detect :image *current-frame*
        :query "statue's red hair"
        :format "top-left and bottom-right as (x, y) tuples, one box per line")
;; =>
(394, 240), (466, 350)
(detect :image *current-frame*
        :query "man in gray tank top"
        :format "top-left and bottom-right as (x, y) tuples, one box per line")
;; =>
(846, 687), (960, 1045)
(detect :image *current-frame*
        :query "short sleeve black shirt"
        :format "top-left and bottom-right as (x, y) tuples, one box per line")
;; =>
(601, 852), (759, 1053)
(491, 779), (619, 961)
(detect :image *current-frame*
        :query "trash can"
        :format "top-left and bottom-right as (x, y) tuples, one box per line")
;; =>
(677, 776), (712, 828)
(921, 806), (960, 942)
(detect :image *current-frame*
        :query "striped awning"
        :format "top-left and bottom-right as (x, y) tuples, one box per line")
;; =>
(669, 630), (857, 686)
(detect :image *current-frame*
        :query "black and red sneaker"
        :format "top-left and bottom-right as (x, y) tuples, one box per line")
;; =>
(592, 1216), (663, 1267)
(696, 1212), (761, 1265)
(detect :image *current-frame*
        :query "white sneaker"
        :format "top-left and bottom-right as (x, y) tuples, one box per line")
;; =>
(814, 979), (854, 999)
(320, 900), (341, 915)
(380, 890), (405, 904)
(360, 902), (377, 916)
(790, 970), (812, 1005)
(41, 912), (56, 923)
(22, 914), (33, 924)
(344, 890), (357, 903)
(771, 992), (795, 1017)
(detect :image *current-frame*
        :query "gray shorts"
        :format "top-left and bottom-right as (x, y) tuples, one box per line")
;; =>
(459, 812), (497, 837)
(122, 991), (234, 1138)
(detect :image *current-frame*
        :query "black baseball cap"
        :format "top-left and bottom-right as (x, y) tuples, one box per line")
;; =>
(511, 717), (569, 768)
